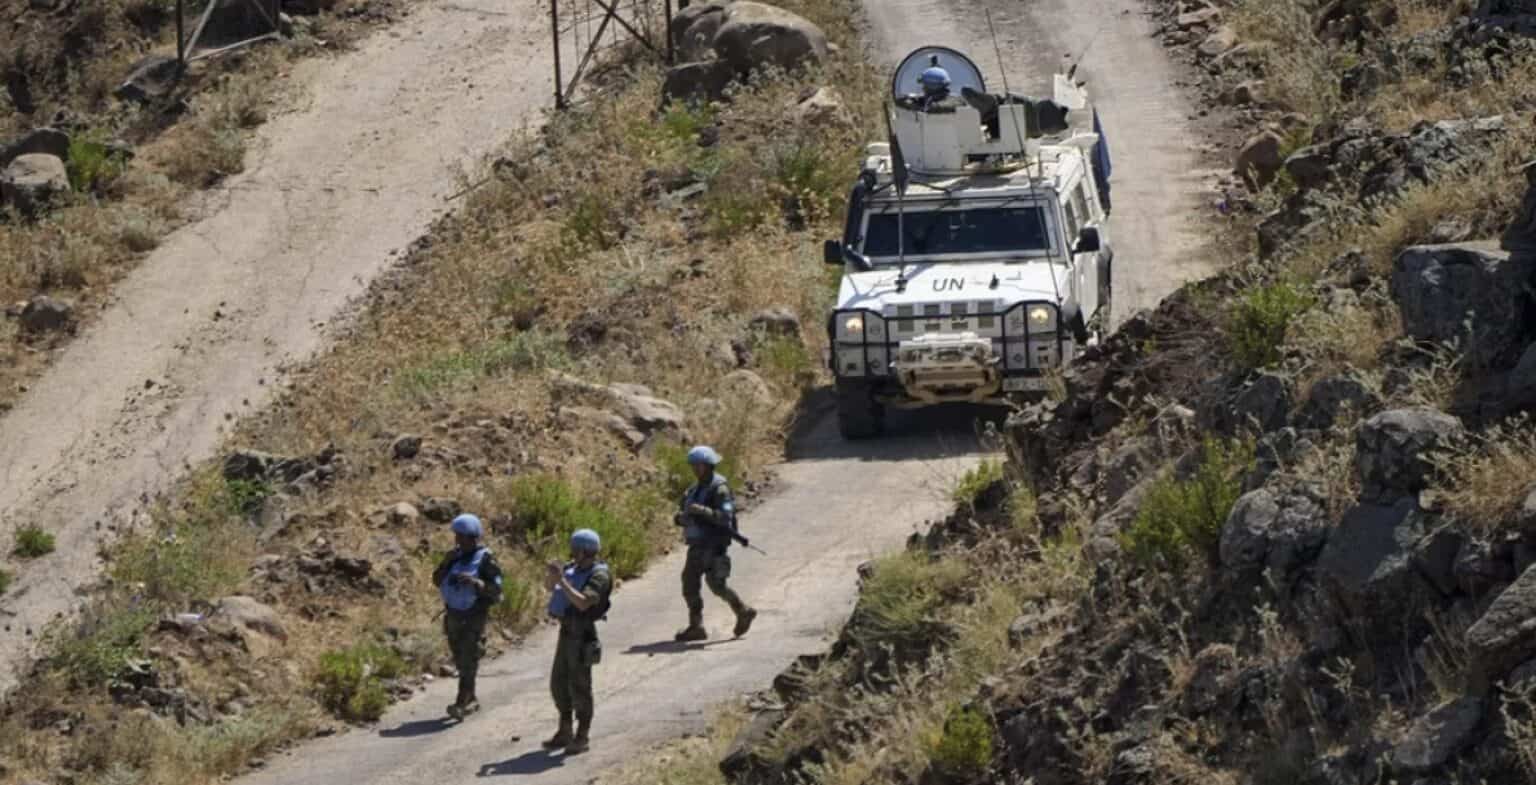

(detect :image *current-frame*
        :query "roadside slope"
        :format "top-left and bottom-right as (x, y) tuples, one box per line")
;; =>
(863, 0), (1213, 322)
(0, 0), (549, 690)
(241, 417), (981, 785)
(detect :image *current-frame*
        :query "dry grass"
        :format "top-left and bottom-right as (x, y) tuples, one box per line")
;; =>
(0, 1), (883, 781)
(1284, 298), (1400, 386)
(601, 704), (745, 785)
(1434, 416), (1536, 533)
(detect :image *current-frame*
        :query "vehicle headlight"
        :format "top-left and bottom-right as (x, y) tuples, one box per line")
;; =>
(1027, 306), (1054, 329)
(844, 315), (864, 333)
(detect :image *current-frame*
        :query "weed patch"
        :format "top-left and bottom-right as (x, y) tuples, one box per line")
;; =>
(47, 603), (157, 687)
(315, 642), (408, 722)
(951, 459), (1004, 513)
(1120, 437), (1255, 572)
(13, 525), (57, 558)
(854, 550), (969, 651)
(1225, 279), (1314, 370)
(0, 568), (12, 596)
(924, 704), (994, 776)
(1435, 417), (1536, 534)
(504, 474), (651, 578)
(395, 331), (568, 399)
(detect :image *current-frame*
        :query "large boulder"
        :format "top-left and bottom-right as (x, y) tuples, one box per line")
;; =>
(1, 153), (69, 215)
(1317, 499), (1438, 629)
(0, 127), (70, 169)
(1388, 697), (1484, 774)
(548, 372), (687, 443)
(671, 3), (727, 61)
(1391, 244), (1536, 369)
(1199, 371), (1293, 435)
(663, 60), (737, 104)
(1361, 117), (1505, 202)
(1468, 563), (1536, 684)
(1219, 488), (1330, 582)
(1354, 408), (1463, 503)
(712, 1), (828, 75)
(1283, 144), (1333, 190)
(1507, 342), (1536, 409)
(1294, 371), (1381, 430)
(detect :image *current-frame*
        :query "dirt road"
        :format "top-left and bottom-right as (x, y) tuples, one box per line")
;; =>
(243, 414), (983, 785)
(0, 0), (551, 690)
(233, 2), (1210, 783)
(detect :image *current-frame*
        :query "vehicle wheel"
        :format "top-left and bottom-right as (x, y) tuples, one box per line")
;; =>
(835, 380), (883, 439)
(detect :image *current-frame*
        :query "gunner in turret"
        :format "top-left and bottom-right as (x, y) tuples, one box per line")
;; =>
(902, 57), (965, 112)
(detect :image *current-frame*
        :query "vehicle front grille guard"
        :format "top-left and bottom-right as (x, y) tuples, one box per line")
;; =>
(825, 301), (1066, 378)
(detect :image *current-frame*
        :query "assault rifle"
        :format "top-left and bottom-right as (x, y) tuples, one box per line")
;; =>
(675, 509), (768, 555)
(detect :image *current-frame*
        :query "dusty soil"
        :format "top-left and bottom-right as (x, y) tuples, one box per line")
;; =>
(0, 0), (553, 693)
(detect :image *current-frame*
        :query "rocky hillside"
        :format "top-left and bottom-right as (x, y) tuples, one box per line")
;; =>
(697, 1), (1536, 784)
(0, 0), (879, 782)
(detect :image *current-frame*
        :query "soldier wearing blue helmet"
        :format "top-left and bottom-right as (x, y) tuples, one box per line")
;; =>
(432, 513), (503, 719)
(672, 445), (757, 642)
(541, 527), (612, 755)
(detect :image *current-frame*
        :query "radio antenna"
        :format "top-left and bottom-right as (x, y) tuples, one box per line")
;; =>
(984, 8), (1049, 264)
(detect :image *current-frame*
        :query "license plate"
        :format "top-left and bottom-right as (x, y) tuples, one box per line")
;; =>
(1003, 377), (1045, 392)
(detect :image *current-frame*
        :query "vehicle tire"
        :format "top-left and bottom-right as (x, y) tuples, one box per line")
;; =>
(835, 380), (883, 439)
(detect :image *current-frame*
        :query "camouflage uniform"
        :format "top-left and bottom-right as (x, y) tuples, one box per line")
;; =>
(677, 474), (755, 638)
(549, 562), (611, 750)
(432, 546), (503, 711)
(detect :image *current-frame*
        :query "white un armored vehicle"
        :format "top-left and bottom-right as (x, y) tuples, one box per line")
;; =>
(822, 46), (1114, 439)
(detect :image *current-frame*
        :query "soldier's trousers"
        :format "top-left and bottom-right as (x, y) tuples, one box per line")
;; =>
(551, 628), (596, 722)
(682, 544), (746, 616)
(443, 609), (487, 700)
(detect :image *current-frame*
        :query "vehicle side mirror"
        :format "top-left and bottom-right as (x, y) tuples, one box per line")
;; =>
(1073, 226), (1101, 254)
(823, 239), (845, 265)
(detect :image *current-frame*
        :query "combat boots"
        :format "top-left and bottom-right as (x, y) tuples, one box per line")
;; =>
(446, 691), (479, 720)
(674, 610), (707, 642)
(733, 607), (757, 638)
(565, 719), (592, 755)
(541, 716), (573, 749)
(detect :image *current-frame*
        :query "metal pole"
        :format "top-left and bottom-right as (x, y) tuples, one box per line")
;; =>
(550, 0), (566, 109)
(663, 0), (673, 64)
(176, 0), (186, 66)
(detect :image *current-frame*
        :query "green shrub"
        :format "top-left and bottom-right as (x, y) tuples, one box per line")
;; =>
(773, 141), (844, 225)
(925, 704), (994, 775)
(112, 520), (248, 603)
(220, 479), (272, 516)
(1008, 483), (1038, 531)
(315, 642), (407, 722)
(490, 571), (540, 628)
(0, 568), (11, 596)
(1225, 280), (1314, 370)
(506, 475), (649, 578)
(13, 525), (56, 558)
(563, 194), (621, 250)
(396, 331), (568, 397)
(1119, 437), (1255, 571)
(755, 334), (812, 390)
(66, 134), (129, 193)
(50, 604), (157, 686)
(855, 550), (969, 649)
(951, 459), (1005, 512)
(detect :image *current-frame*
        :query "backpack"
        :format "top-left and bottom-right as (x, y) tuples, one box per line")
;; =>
(581, 563), (613, 622)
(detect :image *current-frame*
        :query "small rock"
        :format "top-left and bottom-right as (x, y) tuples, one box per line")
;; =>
(1220, 488), (1330, 581)
(1176, 7), (1222, 28)
(115, 54), (181, 104)
(662, 60), (736, 104)
(387, 502), (420, 527)
(215, 596), (288, 642)
(720, 369), (775, 408)
(1294, 371), (1380, 430)
(1389, 696), (1483, 774)
(0, 127), (70, 169)
(1235, 130), (1285, 191)
(419, 497), (462, 523)
(17, 295), (73, 334)
(749, 307), (801, 337)
(390, 434), (422, 461)
(1354, 408), (1464, 503)
(1283, 145), (1333, 190)
(794, 87), (851, 128)
(1197, 25), (1238, 58)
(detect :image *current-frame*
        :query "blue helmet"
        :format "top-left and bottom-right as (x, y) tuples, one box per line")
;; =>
(571, 528), (601, 553)
(451, 514), (483, 538)
(686, 445), (722, 466)
(919, 65), (951, 91)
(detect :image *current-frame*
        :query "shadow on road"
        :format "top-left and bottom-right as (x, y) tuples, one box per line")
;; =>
(785, 389), (1008, 463)
(378, 717), (455, 738)
(477, 749), (568, 777)
(622, 638), (741, 656)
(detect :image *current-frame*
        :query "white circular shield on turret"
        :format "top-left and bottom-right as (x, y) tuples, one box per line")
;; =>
(891, 47), (986, 102)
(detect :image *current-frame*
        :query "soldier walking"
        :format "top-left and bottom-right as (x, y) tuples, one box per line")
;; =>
(432, 514), (504, 720)
(541, 528), (612, 755)
(673, 445), (757, 642)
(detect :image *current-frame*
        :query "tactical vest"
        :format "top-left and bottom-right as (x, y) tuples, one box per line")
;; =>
(682, 475), (730, 545)
(439, 547), (489, 612)
(547, 561), (609, 621)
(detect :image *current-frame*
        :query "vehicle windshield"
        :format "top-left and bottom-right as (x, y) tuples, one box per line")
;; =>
(860, 204), (1052, 261)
